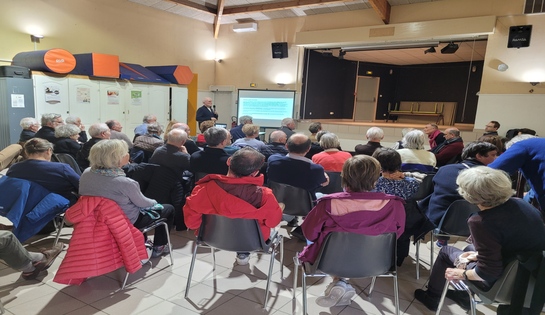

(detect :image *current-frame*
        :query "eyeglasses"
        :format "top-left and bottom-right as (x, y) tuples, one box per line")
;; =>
(485, 125), (495, 128)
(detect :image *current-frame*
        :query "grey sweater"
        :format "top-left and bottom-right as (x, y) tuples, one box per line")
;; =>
(79, 169), (156, 223)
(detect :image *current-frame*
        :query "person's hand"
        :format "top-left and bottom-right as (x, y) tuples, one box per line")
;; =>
(179, 145), (188, 154)
(321, 172), (330, 187)
(445, 267), (465, 281)
(79, 124), (85, 131)
(211, 117), (217, 121)
(459, 251), (478, 261)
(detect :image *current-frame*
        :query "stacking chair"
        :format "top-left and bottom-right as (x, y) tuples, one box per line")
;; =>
(293, 232), (399, 315)
(51, 153), (82, 175)
(268, 181), (314, 217)
(185, 214), (284, 308)
(430, 200), (479, 267)
(318, 172), (343, 195)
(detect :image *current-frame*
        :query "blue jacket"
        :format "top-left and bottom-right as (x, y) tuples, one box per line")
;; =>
(0, 176), (69, 242)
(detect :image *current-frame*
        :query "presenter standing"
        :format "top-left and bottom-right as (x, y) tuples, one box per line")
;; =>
(196, 97), (218, 127)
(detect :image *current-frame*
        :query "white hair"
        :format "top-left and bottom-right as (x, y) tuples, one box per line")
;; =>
(89, 139), (128, 169)
(20, 117), (39, 129)
(65, 116), (80, 125)
(456, 166), (514, 208)
(89, 123), (110, 137)
(402, 130), (426, 150)
(366, 127), (384, 141)
(55, 124), (80, 138)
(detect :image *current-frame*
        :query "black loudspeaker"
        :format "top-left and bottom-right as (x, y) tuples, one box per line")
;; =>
(271, 42), (288, 59)
(508, 25), (532, 48)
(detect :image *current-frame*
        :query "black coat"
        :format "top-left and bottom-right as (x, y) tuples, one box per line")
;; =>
(54, 138), (82, 159)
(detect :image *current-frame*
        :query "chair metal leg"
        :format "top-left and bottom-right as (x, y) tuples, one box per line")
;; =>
(393, 274), (400, 315)
(415, 238), (420, 279)
(185, 244), (199, 298)
(54, 216), (65, 246)
(279, 236), (284, 279)
(369, 276), (377, 295)
(430, 233), (435, 269)
(160, 221), (173, 266)
(435, 280), (450, 314)
(292, 257), (299, 300)
(263, 245), (276, 308)
(211, 247), (216, 271)
(0, 298), (5, 315)
(302, 272), (307, 315)
(121, 271), (130, 290)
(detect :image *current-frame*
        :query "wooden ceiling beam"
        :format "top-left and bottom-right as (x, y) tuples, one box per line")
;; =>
(223, 0), (352, 15)
(368, 0), (390, 24)
(213, 0), (225, 39)
(170, 0), (217, 14)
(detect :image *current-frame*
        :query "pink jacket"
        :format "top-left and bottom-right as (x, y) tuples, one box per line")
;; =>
(54, 196), (147, 285)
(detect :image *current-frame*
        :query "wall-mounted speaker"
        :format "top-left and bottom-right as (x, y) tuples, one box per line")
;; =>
(508, 25), (532, 48)
(271, 42), (288, 59)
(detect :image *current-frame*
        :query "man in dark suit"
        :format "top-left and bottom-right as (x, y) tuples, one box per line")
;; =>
(150, 129), (190, 179)
(35, 113), (63, 144)
(354, 126), (383, 156)
(190, 127), (231, 176)
(196, 97), (218, 126)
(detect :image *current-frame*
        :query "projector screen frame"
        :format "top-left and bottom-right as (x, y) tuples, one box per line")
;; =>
(237, 89), (296, 128)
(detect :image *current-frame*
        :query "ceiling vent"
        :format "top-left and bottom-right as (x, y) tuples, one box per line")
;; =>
(233, 23), (258, 33)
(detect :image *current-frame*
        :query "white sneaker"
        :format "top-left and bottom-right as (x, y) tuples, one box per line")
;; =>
(141, 241), (153, 265)
(236, 253), (250, 265)
(316, 280), (348, 307)
(336, 283), (356, 306)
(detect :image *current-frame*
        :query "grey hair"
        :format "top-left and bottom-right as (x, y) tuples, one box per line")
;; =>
(401, 127), (415, 137)
(205, 127), (229, 146)
(65, 116), (80, 125)
(456, 166), (514, 208)
(319, 132), (340, 150)
(239, 115), (253, 124)
(366, 127), (384, 141)
(89, 139), (128, 169)
(402, 130), (426, 150)
(446, 128), (461, 137)
(229, 147), (265, 177)
(142, 114), (156, 123)
(270, 130), (287, 143)
(281, 118), (294, 127)
(55, 124), (81, 138)
(505, 134), (537, 150)
(20, 117), (39, 129)
(89, 123), (110, 137)
(146, 123), (162, 135)
(316, 130), (329, 142)
(167, 129), (187, 145)
(41, 113), (61, 126)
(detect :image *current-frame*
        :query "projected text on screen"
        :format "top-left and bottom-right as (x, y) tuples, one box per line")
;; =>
(239, 98), (293, 120)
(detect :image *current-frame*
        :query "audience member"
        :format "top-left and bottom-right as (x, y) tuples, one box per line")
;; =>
(196, 120), (215, 147)
(298, 155), (405, 308)
(311, 133), (351, 172)
(7, 138), (80, 204)
(397, 129), (436, 172)
(79, 139), (174, 258)
(373, 148), (420, 200)
(19, 117), (40, 143)
(133, 123), (164, 153)
(170, 122), (200, 155)
(230, 115), (252, 142)
(354, 127), (383, 156)
(260, 130), (288, 160)
(0, 231), (63, 280)
(308, 122), (322, 143)
(483, 120), (500, 136)
(277, 118), (296, 140)
(106, 119), (133, 149)
(149, 129), (190, 178)
(419, 142), (498, 228)
(431, 127), (464, 167)
(35, 113), (63, 144)
(54, 124), (82, 159)
(65, 115), (87, 143)
(477, 134), (505, 155)
(305, 130), (326, 159)
(391, 127), (414, 150)
(190, 127), (231, 175)
(134, 114), (157, 137)
(415, 167), (545, 311)
(423, 123), (445, 149)
(184, 147), (283, 265)
(76, 123), (111, 171)
(164, 119), (179, 136)
(196, 97), (217, 126)
(232, 124), (266, 150)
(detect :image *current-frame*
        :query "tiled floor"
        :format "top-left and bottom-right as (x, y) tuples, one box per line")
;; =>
(0, 226), (502, 315)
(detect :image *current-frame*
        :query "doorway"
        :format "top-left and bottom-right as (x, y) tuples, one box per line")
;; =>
(354, 76), (379, 122)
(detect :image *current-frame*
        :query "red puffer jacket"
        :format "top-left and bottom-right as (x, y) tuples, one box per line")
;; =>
(54, 196), (147, 285)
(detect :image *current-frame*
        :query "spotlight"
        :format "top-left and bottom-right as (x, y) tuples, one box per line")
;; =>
(30, 34), (44, 43)
(441, 42), (459, 54)
(530, 82), (540, 86)
(338, 50), (346, 60)
(424, 47), (436, 54)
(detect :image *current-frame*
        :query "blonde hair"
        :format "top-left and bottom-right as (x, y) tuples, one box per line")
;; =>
(242, 124), (260, 137)
(89, 139), (128, 169)
(199, 120), (215, 133)
(456, 166), (514, 208)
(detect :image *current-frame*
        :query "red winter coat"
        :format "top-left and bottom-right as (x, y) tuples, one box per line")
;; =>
(54, 196), (147, 285)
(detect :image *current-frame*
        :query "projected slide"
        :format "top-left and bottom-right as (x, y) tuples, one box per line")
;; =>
(238, 89), (295, 127)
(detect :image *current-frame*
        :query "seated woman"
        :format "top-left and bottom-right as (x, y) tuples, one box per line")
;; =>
(415, 166), (545, 311)
(7, 138), (80, 205)
(299, 155), (406, 308)
(79, 139), (174, 258)
(397, 130), (436, 173)
(54, 123), (83, 159)
(373, 148), (420, 200)
(196, 120), (215, 147)
(311, 132), (352, 172)
(232, 124), (266, 150)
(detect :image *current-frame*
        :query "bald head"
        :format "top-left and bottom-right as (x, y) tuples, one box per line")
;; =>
(286, 133), (311, 154)
(172, 122), (190, 134)
(445, 127), (460, 138)
(270, 130), (287, 144)
(167, 129), (187, 146)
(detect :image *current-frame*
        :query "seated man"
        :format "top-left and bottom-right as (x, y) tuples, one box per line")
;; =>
(134, 114), (157, 137)
(35, 113), (63, 144)
(420, 141), (498, 231)
(431, 127), (464, 166)
(65, 115), (87, 143)
(230, 115), (252, 142)
(354, 127), (383, 156)
(76, 123), (111, 170)
(19, 117), (40, 143)
(190, 127), (232, 176)
(184, 147), (283, 265)
(260, 130), (288, 161)
(150, 129), (190, 179)
(0, 231), (63, 280)
(106, 119), (133, 149)
(170, 122), (200, 155)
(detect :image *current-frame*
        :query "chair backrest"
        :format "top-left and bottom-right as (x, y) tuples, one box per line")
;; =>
(198, 214), (266, 252)
(268, 180), (314, 216)
(52, 153), (82, 175)
(437, 200), (479, 236)
(312, 232), (396, 279)
(318, 172), (343, 195)
(195, 172), (208, 182)
(411, 174), (435, 201)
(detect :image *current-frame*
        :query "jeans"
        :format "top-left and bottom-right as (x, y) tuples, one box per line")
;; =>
(0, 231), (32, 270)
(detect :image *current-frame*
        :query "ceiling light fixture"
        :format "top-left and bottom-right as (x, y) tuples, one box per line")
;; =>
(424, 47), (436, 54)
(341, 41), (440, 52)
(30, 34), (43, 43)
